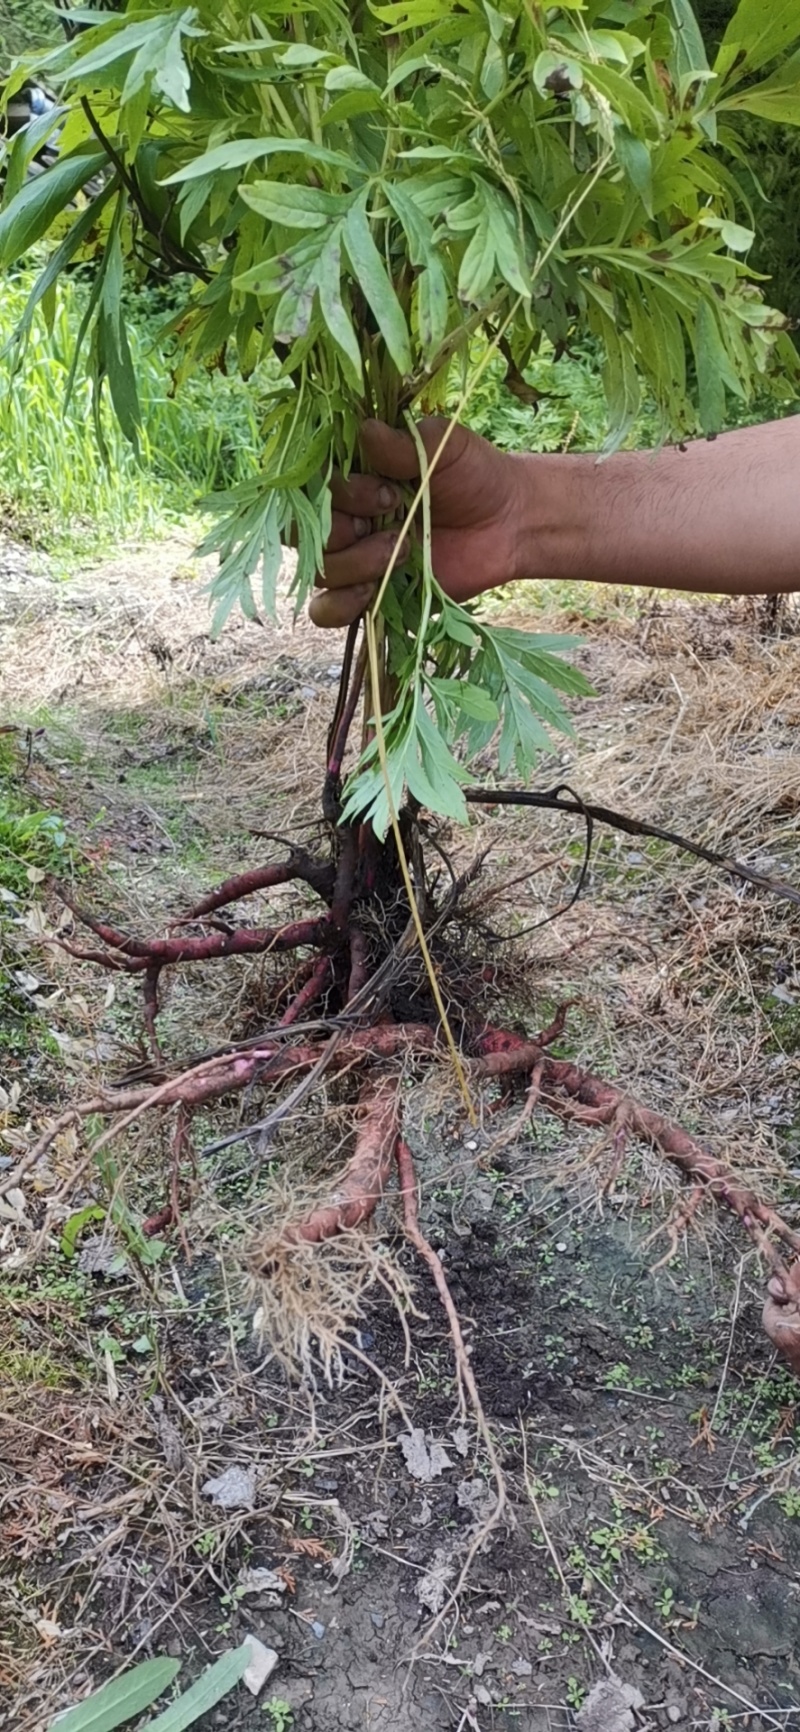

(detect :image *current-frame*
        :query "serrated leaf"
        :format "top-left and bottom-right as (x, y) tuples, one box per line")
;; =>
(47, 1658), (180, 1732)
(428, 677), (498, 722)
(144, 1643), (251, 1732)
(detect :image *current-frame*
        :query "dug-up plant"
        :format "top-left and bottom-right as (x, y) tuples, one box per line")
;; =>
(4, 0), (800, 1399)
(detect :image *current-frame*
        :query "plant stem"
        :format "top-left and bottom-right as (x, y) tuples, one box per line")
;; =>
(294, 14), (324, 147)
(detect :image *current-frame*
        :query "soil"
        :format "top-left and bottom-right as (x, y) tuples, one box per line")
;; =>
(2, 532), (800, 1732)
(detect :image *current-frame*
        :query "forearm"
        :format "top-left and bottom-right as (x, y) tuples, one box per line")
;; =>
(515, 418), (800, 596)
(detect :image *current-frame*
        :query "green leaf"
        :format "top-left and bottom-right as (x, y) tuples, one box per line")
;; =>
(4, 103), (65, 205)
(239, 180), (354, 228)
(715, 0), (800, 82)
(46, 1658), (180, 1732)
(64, 11), (200, 87)
(668, 0), (710, 84)
(0, 151), (106, 268)
(265, 421), (331, 489)
(324, 64), (379, 93)
(615, 127), (653, 217)
(533, 50), (584, 98)
(694, 299), (727, 432)
(162, 137), (358, 184)
(316, 228), (363, 385)
(428, 677), (498, 722)
(343, 198), (412, 373)
(61, 1205), (106, 1258)
(417, 259), (448, 358)
(3, 178), (117, 350)
(719, 51), (800, 125)
(144, 1643), (251, 1732)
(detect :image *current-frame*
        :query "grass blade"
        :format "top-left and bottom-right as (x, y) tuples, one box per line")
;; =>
(143, 1642), (251, 1731)
(47, 1658), (181, 1732)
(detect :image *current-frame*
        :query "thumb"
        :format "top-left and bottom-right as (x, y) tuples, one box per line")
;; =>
(360, 419), (420, 482)
(360, 415), (467, 483)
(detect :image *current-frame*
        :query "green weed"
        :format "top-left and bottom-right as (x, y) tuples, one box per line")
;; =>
(0, 272), (270, 559)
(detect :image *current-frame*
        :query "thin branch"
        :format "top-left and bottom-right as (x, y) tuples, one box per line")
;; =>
(464, 782), (800, 907)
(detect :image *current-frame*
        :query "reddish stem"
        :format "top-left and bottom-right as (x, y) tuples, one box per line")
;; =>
(143, 963), (163, 1060)
(327, 639), (368, 779)
(347, 928), (370, 1002)
(331, 828), (357, 932)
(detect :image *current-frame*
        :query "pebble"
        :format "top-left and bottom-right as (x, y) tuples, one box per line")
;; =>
(242, 1637), (279, 1697)
(370, 1611), (385, 1630)
(667, 1709), (683, 1725)
(311, 1620), (326, 1640)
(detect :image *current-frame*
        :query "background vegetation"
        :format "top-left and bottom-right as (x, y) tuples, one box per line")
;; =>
(0, 0), (798, 565)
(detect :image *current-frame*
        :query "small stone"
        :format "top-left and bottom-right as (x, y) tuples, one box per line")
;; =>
(370, 1611), (385, 1630)
(667, 1709), (683, 1725)
(242, 1637), (279, 1697)
(311, 1620), (326, 1640)
(474, 1684), (492, 1707)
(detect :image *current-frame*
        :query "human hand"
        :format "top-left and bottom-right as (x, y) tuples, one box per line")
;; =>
(310, 415), (527, 628)
(762, 1262), (800, 1377)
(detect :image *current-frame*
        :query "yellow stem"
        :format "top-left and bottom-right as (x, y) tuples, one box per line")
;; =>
(364, 610), (476, 1123)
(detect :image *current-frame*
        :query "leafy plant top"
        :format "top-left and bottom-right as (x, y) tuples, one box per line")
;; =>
(3, 0), (800, 828)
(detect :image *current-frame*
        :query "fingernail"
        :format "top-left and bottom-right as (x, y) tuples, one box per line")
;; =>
(378, 484), (396, 509)
(354, 517), (369, 538)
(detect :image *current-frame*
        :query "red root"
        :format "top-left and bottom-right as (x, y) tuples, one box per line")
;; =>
(475, 1031), (800, 1376)
(174, 856), (334, 924)
(142, 1204), (174, 1238)
(763, 1267), (800, 1375)
(58, 889), (333, 967)
(279, 953), (332, 1027)
(108, 1023), (436, 1116)
(143, 963), (163, 1061)
(347, 928), (370, 1002)
(279, 1073), (401, 1246)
